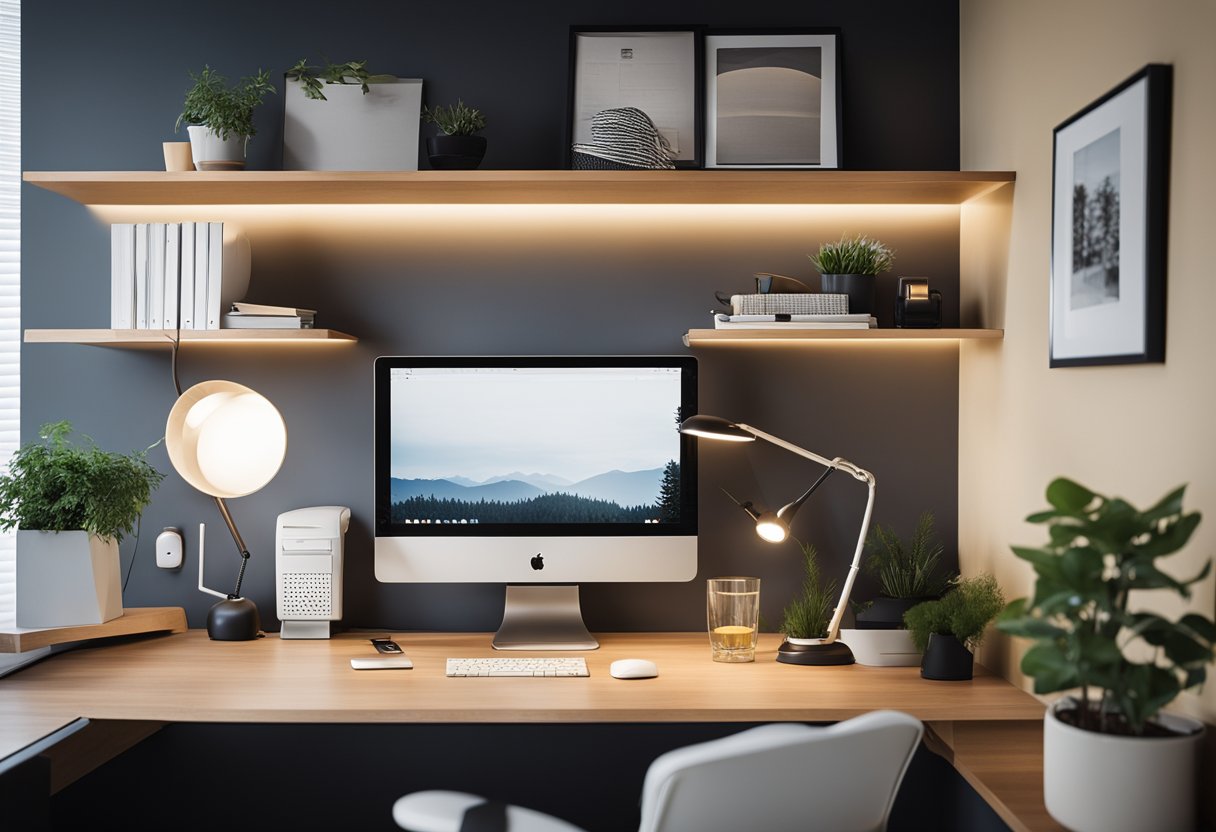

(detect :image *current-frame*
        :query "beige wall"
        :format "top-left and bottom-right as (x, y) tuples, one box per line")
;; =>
(960, 0), (1216, 723)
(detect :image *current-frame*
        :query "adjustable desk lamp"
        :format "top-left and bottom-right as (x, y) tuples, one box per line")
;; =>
(679, 415), (876, 666)
(166, 380), (287, 641)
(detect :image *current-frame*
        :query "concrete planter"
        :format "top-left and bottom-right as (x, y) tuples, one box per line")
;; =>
(16, 531), (123, 628)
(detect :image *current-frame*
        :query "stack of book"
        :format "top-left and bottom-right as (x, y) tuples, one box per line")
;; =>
(714, 292), (876, 330)
(111, 222), (225, 330)
(223, 303), (316, 330)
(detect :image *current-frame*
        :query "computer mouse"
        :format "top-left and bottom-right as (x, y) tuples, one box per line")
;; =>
(610, 658), (658, 679)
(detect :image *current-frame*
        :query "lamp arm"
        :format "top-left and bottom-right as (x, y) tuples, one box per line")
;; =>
(214, 497), (252, 599)
(196, 523), (227, 600)
(823, 471), (876, 644)
(736, 425), (837, 470)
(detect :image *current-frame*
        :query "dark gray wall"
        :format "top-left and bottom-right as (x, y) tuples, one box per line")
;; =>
(22, 1), (962, 632)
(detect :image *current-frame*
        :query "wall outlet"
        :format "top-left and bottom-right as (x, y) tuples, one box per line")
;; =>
(156, 527), (183, 569)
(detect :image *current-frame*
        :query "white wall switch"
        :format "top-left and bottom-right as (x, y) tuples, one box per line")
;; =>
(156, 527), (183, 569)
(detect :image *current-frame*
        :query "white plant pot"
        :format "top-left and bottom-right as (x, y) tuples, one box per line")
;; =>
(16, 531), (123, 628)
(837, 628), (922, 666)
(186, 125), (246, 171)
(1044, 698), (1204, 832)
(283, 78), (423, 171)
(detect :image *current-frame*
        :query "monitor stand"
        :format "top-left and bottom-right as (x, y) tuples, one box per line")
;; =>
(492, 585), (599, 650)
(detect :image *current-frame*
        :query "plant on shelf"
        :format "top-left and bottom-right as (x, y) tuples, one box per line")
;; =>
(996, 477), (1214, 832)
(780, 542), (837, 641)
(176, 65), (275, 170)
(903, 573), (1004, 681)
(422, 99), (488, 171)
(857, 511), (955, 629)
(286, 58), (395, 100)
(808, 234), (896, 316)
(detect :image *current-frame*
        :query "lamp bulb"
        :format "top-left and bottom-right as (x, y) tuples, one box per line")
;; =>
(755, 513), (790, 543)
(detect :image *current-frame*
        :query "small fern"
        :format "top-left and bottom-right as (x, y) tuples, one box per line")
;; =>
(781, 542), (837, 640)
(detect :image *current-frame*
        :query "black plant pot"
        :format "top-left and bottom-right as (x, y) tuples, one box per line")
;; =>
(427, 135), (487, 170)
(920, 633), (974, 681)
(855, 596), (933, 630)
(820, 273), (876, 316)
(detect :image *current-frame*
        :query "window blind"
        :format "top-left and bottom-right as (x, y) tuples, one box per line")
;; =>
(0, 0), (19, 627)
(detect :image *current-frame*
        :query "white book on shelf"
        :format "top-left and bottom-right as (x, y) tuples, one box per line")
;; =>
(147, 222), (165, 329)
(110, 224), (135, 329)
(134, 223), (148, 329)
(713, 314), (875, 330)
(205, 221), (224, 330)
(231, 301), (317, 317)
(163, 223), (180, 329)
(179, 222), (195, 329)
(193, 223), (210, 331)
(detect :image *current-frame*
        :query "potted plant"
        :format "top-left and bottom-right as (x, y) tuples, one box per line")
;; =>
(857, 512), (954, 629)
(808, 234), (895, 316)
(997, 478), (1214, 832)
(776, 542), (837, 665)
(0, 422), (163, 628)
(176, 65), (275, 170)
(904, 574), (1004, 680)
(422, 100), (488, 170)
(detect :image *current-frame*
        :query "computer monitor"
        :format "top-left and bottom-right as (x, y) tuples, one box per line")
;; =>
(374, 356), (698, 649)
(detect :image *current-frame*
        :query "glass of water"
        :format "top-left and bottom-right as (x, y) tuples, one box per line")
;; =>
(707, 577), (760, 662)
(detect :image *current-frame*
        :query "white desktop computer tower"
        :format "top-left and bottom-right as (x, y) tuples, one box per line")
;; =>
(276, 506), (351, 639)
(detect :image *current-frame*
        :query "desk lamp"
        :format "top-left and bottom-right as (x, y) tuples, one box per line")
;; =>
(166, 380), (287, 641)
(679, 415), (876, 666)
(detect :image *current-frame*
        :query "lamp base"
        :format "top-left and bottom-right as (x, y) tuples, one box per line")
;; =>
(776, 639), (855, 666)
(206, 597), (261, 641)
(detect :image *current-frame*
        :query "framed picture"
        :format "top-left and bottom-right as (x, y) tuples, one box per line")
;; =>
(1050, 64), (1172, 367)
(567, 27), (703, 169)
(704, 30), (841, 169)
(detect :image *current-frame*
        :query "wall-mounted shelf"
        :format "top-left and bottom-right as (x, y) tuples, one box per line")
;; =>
(683, 328), (1004, 346)
(23, 170), (1015, 206)
(24, 328), (358, 349)
(0, 606), (186, 653)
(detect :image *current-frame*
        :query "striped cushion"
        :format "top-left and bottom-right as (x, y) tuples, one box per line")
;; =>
(571, 107), (675, 170)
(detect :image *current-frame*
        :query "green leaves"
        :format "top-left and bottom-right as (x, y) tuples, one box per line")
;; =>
(176, 65), (275, 141)
(863, 511), (954, 599)
(808, 234), (895, 276)
(780, 542), (836, 640)
(287, 58), (394, 100)
(422, 100), (487, 136)
(1046, 478), (1096, 513)
(903, 574), (1005, 652)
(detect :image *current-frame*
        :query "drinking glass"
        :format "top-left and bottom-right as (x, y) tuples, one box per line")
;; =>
(707, 577), (760, 662)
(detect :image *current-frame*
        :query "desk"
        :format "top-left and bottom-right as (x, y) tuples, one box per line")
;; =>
(0, 631), (1060, 830)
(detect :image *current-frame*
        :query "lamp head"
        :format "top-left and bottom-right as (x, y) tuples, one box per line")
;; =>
(754, 512), (790, 543)
(679, 414), (755, 443)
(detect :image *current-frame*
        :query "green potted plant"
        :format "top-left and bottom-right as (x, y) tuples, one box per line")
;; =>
(176, 65), (275, 170)
(904, 574), (1004, 680)
(997, 478), (1213, 832)
(0, 422), (163, 628)
(857, 512), (954, 629)
(776, 542), (837, 665)
(422, 100), (488, 170)
(808, 234), (895, 316)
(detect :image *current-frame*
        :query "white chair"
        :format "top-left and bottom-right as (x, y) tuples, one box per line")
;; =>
(393, 710), (924, 832)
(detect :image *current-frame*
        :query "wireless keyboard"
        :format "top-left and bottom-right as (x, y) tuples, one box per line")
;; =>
(445, 657), (589, 677)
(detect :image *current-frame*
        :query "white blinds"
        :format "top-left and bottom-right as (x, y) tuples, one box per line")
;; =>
(0, 0), (19, 627)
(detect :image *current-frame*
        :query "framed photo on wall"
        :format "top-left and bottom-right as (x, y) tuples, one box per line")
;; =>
(1050, 64), (1172, 367)
(567, 26), (703, 169)
(704, 30), (841, 169)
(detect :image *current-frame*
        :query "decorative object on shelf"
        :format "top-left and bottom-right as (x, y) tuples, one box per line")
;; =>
(810, 234), (894, 317)
(752, 272), (812, 294)
(712, 312), (873, 331)
(223, 301), (315, 330)
(707, 576), (760, 662)
(166, 381), (287, 641)
(1050, 64), (1171, 367)
(904, 574), (1004, 681)
(705, 30), (840, 169)
(283, 57), (422, 171)
(176, 66), (275, 171)
(422, 99), (487, 170)
(777, 543), (839, 666)
(571, 106), (675, 170)
(568, 27), (701, 169)
(856, 512), (954, 630)
(893, 278), (942, 328)
(162, 142), (193, 172)
(997, 477), (1212, 832)
(681, 414), (875, 666)
(0, 422), (163, 628)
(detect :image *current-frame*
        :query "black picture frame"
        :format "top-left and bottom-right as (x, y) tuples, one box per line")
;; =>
(1049, 64), (1172, 367)
(565, 26), (704, 170)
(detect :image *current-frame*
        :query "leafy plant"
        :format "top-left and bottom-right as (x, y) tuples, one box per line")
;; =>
(422, 100), (487, 136)
(0, 422), (163, 543)
(997, 478), (1215, 735)
(781, 542), (837, 640)
(286, 58), (395, 100)
(176, 66), (275, 141)
(904, 574), (1005, 652)
(866, 512), (955, 599)
(809, 234), (895, 275)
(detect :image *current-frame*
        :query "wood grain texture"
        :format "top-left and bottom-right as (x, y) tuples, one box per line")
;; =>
(23, 329), (358, 348)
(684, 328), (1004, 345)
(0, 607), (187, 653)
(43, 720), (164, 794)
(22, 170), (1016, 206)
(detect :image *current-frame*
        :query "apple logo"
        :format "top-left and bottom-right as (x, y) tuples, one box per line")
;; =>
(530, 553), (544, 570)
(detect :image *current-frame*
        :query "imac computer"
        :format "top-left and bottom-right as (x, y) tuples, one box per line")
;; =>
(374, 356), (698, 649)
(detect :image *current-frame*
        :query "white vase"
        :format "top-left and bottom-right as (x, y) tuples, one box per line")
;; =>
(16, 530), (123, 628)
(186, 125), (246, 171)
(1043, 698), (1204, 832)
(836, 628), (922, 666)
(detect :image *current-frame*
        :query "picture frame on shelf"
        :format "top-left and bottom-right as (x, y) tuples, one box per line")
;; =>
(1049, 64), (1172, 367)
(566, 26), (703, 169)
(704, 30), (841, 169)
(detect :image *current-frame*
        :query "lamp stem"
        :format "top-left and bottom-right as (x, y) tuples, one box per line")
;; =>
(824, 473), (876, 643)
(213, 496), (252, 598)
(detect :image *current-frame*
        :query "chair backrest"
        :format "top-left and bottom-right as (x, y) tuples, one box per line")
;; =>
(637, 710), (923, 832)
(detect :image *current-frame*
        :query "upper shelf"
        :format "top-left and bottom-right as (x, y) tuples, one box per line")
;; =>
(23, 170), (1016, 206)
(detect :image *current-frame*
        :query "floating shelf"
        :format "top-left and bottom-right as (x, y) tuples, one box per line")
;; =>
(23, 170), (1015, 206)
(24, 328), (358, 349)
(0, 607), (187, 653)
(683, 328), (1004, 346)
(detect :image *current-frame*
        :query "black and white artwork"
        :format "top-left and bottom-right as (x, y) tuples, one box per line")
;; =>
(1050, 65), (1171, 367)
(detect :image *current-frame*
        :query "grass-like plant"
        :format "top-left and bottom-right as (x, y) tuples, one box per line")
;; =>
(286, 58), (395, 100)
(0, 422), (163, 543)
(904, 574), (1005, 652)
(781, 542), (837, 640)
(176, 66), (275, 141)
(809, 234), (896, 275)
(866, 512), (955, 599)
(423, 100), (487, 136)
(997, 478), (1215, 735)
